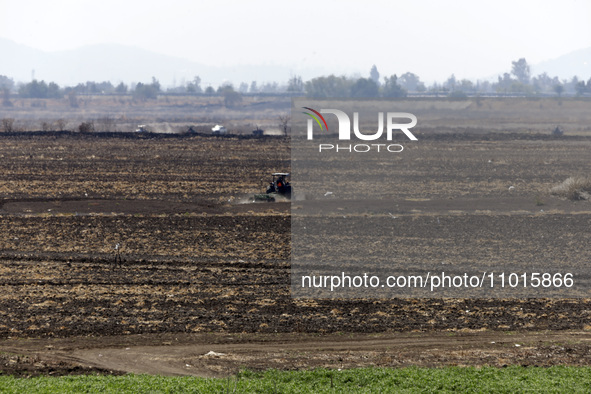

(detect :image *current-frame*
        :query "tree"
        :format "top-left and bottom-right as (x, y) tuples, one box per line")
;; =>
(133, 77), (160, 100)
(477, 80), (492, 93)
(552, 126), (564, 136)
(278, 114), (290, 136)
(575, 79), (590, 96)
(85, 81), (98, 94)
(553, 84), (564, 97)
(55, 119), (67, 131)
(249, 81), (258, 93)
(305, 75), (353, 97)
(18, 80), (62, 98)
(78, 121), (94, 133)
(456, 79), (475, 93)
(381, 75), (407, 97)
(532, 72), (556, 93)
(115, 82), (128, 94)
(287, 75), (304, 92)
(511, 58), (530, 85)
(444, 74), (457, 92)
(428, 82), (442, 93)
(205, 86), (215, 95)
(1, 118), (15, 132)
(397, 72), (425, 92)
(150, 77), (160, 92)
(563, 76), (579, 95)
(186, 76), (202, 93)
(350, 78), (379, 98)
(496, 73), (513, 93)
(0, 75), (14, 92)
(0, 76), (14, 106)
(96, 81), (114, 94)
(494, 72), (533, 95)
(216, 83), (233, 94)
(259, 82), (279, 93)
(370, 65), (380, 85)
(48, 82), (61, 98)
(238, 82), (249, 93)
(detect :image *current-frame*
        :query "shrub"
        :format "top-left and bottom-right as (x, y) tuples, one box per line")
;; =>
(550, 176), (591, 200)
(1, 118), (14, 132)
(552, 126), (564, 136)
(55, 119), (67, 131)
(78, 121), (95, 133)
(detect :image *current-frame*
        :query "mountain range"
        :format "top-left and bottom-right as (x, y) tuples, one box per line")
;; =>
(0, 38), (325, 88)
(1, 38), (589, 88)
(531, 47), (591, 81)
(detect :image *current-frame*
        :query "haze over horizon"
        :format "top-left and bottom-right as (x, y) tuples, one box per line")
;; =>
(1, 0), (590, 87)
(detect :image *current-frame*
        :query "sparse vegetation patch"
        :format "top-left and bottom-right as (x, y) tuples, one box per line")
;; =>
(551, 176), (591, 200)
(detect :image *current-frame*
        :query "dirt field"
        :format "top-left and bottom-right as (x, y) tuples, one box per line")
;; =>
(0, 95), (292, 133)
(0, 131), (591, 376)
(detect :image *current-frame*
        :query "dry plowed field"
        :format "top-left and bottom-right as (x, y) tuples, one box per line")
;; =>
(0, 132), (590, 376)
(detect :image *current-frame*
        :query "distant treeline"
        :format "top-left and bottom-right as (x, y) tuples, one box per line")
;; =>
(1, 58), (590, 105)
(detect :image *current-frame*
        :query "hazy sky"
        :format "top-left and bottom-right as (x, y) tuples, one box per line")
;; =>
(1, 0), (590, 82)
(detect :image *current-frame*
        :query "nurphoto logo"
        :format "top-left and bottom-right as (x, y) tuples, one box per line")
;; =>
(302, 106), (418, 153)
(303, 107), (418, 141)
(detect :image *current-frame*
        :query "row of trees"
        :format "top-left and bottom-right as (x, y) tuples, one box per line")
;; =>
(0, 72), (408, 101)
(302, 74), (407, 98)
(1, 58), (590, 103)
(288, 59), (589, 98)
(491, 58), (583, 96)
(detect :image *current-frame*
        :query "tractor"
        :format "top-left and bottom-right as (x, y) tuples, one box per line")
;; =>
(252, 173), (292, 202)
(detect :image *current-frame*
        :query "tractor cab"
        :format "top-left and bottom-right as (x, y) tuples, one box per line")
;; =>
(252, 172), (292, 202)
(266, 173), (291, 198)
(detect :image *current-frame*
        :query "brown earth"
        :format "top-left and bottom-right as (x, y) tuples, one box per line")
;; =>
(0, 132), (590, 376)
(2, 331), (591, 377)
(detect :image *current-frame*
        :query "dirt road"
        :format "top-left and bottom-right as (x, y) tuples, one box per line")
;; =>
(2, 331), (591, 377)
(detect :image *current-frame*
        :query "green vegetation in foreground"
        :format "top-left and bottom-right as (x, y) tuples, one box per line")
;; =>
(0, 366), (589, 393)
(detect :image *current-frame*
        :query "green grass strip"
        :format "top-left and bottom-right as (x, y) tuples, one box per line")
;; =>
(0, 366), (589, 393)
